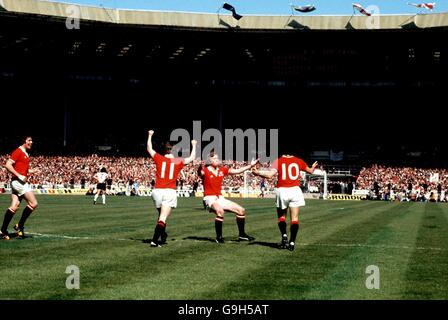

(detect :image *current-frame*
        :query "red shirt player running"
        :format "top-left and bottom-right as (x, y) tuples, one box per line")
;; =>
(253, 152), (318, 251)
(146, 130), (197, 247)
(199, 151), (258, 244)
(1, 136), (39, 240)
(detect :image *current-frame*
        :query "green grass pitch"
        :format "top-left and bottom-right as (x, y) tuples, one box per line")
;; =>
(1, 195), (447, 300)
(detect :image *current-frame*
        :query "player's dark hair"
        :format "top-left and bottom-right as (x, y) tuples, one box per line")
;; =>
(22, 135), (32, 144)
(209, 149), (216, 158)
(163, 142), (173, 154)
(100, 167), (107, 173)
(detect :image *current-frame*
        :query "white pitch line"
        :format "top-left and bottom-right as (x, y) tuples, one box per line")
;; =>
(28, 232), (132, 242)
(27, 232), (446, 251)
(299, 243), (446, 251)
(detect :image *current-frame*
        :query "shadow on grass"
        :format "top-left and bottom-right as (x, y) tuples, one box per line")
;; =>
(247, 241), (283, 249)
(183, 236), (217, 243)
(129, 238), (166, 243)
(7, 233), (30, 240)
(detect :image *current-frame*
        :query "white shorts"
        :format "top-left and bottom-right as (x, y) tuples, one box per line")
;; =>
(11, 180), (32, 197)
(203, 195), (234, 209)
(152, 189), (178, 208)
(275, 187), (305, 210)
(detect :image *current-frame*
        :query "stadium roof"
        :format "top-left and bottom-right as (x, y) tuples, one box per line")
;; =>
(0, 0), (446, 162)
(1, 0), (448, 30)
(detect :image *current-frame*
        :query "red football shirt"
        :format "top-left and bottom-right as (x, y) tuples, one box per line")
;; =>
(271, 156), (307, 188)
(9, 147), (30, 180)
(153, 153), (185, 189)
(202, 166), (230, 196)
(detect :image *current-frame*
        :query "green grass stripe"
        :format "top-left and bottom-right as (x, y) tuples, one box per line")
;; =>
(194, 202), (405, 299)
(1, 195), (447, 300)
(246, 200), (386, 241)
(305, 202), (426, 299)
(403, 203), (448, 299)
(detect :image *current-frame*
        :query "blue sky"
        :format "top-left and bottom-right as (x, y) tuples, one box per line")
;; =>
(49, 0), (447, 15)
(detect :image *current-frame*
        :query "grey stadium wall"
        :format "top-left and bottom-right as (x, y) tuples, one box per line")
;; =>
(1, 0), (448, 30)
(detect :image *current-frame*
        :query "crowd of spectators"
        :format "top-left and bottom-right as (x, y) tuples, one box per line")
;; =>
(356, 164), (448, 202)
(0, 154), (275, 192)
(2, 156), (448, 202)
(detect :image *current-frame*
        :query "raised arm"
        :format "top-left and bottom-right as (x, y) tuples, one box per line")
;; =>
(5, 159), (26, 182)
(146, 130), (156, 158)
(183, 140), (197, 165)
(229, 158), (259, 175)
(252, 167), (278, 180)
(304, 161), (319, 174)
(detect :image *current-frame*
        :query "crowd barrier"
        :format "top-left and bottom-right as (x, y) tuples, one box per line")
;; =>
(194, 192), (272, 199)
(1, 188), (262, 198)
(36, 188), (90, 195)
(1, 188), (283, 199)
(327, 194), (367, 201)
(2, 188), (362, 201)
(353, 189), (369, 196)
(304, 193), (321, 200)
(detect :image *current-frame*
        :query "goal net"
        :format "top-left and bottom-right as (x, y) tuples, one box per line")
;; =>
(302, 169), (328, 199)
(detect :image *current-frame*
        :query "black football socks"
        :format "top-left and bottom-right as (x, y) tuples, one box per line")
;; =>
(2, 208), (15, 233)
(290, 221), (299, 243)
(277, 215), (287, 237)
(215, 217), (224, 239)
(152, 220), (166, 243)
(236, 215), (246, 236)
(18, 205), (35, 229)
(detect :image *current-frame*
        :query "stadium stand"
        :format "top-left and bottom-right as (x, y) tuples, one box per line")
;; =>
(1, 0), (447, 201)
(1, 154), (446, 202)
(0, 155), (275, 194)
(356, 165), (448, 202)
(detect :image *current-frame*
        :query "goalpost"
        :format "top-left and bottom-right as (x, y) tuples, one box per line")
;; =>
(243, 170), (256, 197)
(303, 169), (328, 199)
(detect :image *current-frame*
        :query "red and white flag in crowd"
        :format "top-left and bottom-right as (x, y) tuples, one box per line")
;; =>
(407, 2), (436, 10)
(352, 3), (371, 16)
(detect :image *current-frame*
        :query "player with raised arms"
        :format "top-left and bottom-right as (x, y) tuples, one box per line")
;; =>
(252, 149), (319, 251)
(199, 151), (258, 244)
(147, 130), (197, 247)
